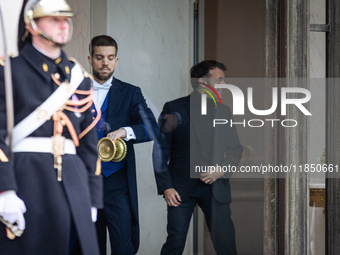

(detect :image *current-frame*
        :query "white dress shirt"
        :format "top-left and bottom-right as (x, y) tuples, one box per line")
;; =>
(93, 76), (113, 109)
(93, 77), (136, 141)
(32, 43), (61, 59)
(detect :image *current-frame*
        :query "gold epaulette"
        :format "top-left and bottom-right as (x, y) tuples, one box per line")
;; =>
(68, 57), (93, 80)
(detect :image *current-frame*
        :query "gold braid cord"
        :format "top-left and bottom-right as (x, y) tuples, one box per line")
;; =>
(52, 74), (101, 142)
(53, 111), (79, 146)
(79, 107), (101, 139)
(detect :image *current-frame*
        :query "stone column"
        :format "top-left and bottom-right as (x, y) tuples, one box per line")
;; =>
(326, 0), (340, 253)
(263, 0), (280, 254)
(284, 0), (310, 254)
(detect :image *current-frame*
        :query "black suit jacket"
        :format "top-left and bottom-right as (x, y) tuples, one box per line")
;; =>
(104, 78), (158, 252)
(154, 91), (242, 203)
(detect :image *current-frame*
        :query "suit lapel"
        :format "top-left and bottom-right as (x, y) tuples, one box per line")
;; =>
(106, 78), (127, 125)
(187, 94), (201, 146)
(209, 105), (226, 165)
(184, 95), (190, 119)
(101, 93), (110, 113)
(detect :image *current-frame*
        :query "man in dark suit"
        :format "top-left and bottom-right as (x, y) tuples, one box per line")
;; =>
(154, 60), (243, 255)
(88, 35), (158, 255)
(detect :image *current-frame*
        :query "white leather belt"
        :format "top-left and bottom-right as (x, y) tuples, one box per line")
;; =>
(12, 137), (76, 155)
(12, 64), (84, 147)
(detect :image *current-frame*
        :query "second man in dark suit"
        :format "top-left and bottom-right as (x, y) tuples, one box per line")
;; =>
(154, 60), (243, 255)
(88, 35), (158, 255)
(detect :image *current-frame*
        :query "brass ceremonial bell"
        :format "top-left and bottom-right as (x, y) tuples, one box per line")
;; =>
(97, 137), (127, 162)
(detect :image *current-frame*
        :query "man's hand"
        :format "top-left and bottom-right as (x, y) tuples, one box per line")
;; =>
(200, 168), (225, 185)
(164, 188), (181, 207)
(161, 113), (179, 133)
(107, 128), (127, 142)
(0, 191), (26, 231)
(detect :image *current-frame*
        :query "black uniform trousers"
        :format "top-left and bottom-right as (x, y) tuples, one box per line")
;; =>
(160, 180), (237, 255)
(96, 167), (135, 255)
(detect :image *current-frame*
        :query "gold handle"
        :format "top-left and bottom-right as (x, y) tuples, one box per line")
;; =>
(97, 138), (127, 162)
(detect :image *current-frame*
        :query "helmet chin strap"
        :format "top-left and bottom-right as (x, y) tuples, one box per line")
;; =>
(29, 18), (73, 47)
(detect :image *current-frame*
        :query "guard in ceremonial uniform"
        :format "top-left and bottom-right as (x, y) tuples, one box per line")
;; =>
(0, 0), (102, 254)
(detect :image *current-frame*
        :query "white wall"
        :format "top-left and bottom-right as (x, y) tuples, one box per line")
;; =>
(0, 0), (23, 57)
(64, 0), (91, 68)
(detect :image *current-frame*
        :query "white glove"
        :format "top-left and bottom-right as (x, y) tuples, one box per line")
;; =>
(0, 190), (26, 230)
(91, 207), (97, 222)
